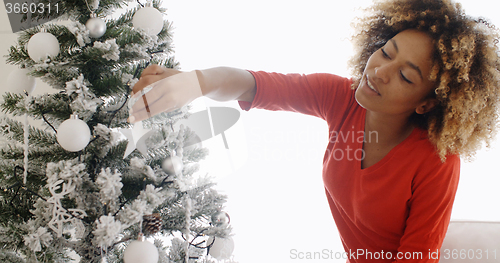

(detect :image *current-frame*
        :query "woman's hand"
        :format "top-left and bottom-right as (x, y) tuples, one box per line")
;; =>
(128, 65), (203, 123)
(132, 64), (181, 95)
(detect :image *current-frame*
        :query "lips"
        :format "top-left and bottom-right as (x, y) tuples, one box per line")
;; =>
(366, 77), (380, 95)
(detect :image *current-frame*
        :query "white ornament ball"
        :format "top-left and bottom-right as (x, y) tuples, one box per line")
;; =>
(208, 236), (234, 260)
(123, 239), (159, 263)
(132, 6), (163, 35)
(161, 156), (183, 175)
(6, 68), (36, 94)
(86, 16), (107, 38)
(27, 32), (60, 62)
(56, 115), (91, 152)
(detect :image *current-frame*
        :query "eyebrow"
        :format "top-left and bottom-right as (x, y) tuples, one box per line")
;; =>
(406, 61), (423, 80)
(390, 39), (399, 52)
(390, 39), (424, 80)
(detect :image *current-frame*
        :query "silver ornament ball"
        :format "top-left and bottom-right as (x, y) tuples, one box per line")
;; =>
(211, 211), (230, 227)
(161, 155), (183, 175)
(86, 14), (106, 38)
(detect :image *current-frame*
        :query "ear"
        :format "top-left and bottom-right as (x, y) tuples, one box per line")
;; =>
(415, 98), (439, 115)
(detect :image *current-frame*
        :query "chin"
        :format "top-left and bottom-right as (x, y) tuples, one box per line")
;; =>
(354, 85), (370, 110)
(355, 75), (381, 112)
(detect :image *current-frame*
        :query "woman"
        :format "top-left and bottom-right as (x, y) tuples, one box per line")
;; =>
(129, 0), (500, 261)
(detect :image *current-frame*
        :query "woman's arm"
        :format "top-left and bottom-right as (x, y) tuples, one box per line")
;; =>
(130, 66), (351, 123)
(198, 67), (256, 103)
(129, 65), (256, 122)
(392, 155), (460, 262)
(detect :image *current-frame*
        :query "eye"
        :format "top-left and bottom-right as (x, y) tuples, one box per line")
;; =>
(381, 48), (391, 59)
(400, 71), (413, 84)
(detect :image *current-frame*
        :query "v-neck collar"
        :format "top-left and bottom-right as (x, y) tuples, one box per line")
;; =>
(358, 109), (417, 172)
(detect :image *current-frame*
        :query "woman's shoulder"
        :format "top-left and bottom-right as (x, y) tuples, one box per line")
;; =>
(304, 72), (353, 88)
(409, 127), (461, 169)
(251, 71), (353, 86)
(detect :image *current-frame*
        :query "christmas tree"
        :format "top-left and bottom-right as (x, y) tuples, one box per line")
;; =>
(0, 0), (235, 262)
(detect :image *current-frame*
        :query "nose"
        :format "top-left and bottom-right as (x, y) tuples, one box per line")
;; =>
(374, 66), (390, 84)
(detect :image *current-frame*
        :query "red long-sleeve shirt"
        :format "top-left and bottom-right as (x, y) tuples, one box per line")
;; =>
(238, 71), (460, 262)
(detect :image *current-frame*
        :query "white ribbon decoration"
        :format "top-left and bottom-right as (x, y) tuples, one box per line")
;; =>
(23, 94), (29, 185)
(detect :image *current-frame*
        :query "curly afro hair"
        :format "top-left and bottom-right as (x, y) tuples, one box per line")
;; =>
(349, 0), (500, 161)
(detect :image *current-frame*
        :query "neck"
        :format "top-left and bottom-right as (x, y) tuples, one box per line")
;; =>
(365, 110), (415, 145)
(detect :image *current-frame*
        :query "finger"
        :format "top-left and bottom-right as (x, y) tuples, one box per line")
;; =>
(129, 87), (158, 117)
(132, 75), (163, 95)
(129, 94), (177, 123)
(128, 83), (167, 121)
(128, 71), (203, 122)
(131, 77), (166, 106)
(128, 96), (150, 123)
(133, 68), (182, 95)
(130, 93), (157, 118)
(140, 64), (164, 78)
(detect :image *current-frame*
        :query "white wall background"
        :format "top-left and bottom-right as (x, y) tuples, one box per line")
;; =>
(1, 1), (499, 262)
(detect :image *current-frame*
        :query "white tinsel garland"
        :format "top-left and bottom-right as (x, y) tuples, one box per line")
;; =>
(167, 237), (206, 263)
(94, 124), (120, 145)
(168, 238), (188, 262)
(93, 124), (121, 158)
(119, 199), (147, 227)
(65, 74), (89, 96)
(119, 199), (148, 227)
(29, 199), (52, 227)
(24, 226), (53, 252)
(65, 74), (102, 119)
(71, 97), (101, 117)
(0, 251), (26, 263)
(0, 115), (10, 130)
(46, 160), (86, 184)
(146, 105), (192, 129)
(133, 27), (158, 49)
(147, 124), (184, 153)
(154, 239), (170, 263)
(130, 157), (156, 181)
(118, 184), (167, 228)
(93, 39), (120, 61)
(175, 165), (198, 192)
(138, 185), (165, 208)
(31, 94), (70, 115)
(66, 21), (91, 47)
(31, 60), (51, 70)
(93, 215), (123, 248)
(96, 168), (123, 207)
(123, 43), (151, 60)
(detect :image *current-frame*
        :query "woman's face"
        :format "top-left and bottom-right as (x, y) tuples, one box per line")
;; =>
(355, 29), (437, 117)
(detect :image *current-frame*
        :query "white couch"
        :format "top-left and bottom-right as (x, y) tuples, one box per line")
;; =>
(439, 220), (500, 262)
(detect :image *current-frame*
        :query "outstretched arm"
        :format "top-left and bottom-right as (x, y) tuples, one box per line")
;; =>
(129, 65), (256, 123)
